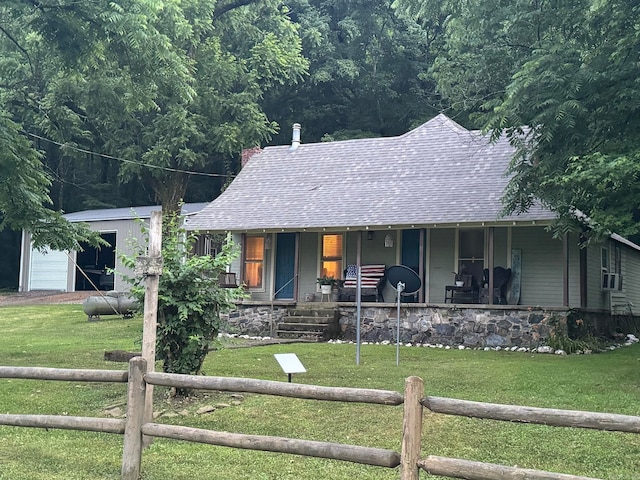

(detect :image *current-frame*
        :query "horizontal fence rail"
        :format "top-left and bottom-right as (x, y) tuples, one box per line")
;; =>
(0, 366), (128, 383)
(2, 358), (638, 480)
(423, 396), (640, 433)
(145, 371), (404, 405)
(142, 423), (401, 468)
(0, 414), (125, 434)
(418, 456), (603, 480)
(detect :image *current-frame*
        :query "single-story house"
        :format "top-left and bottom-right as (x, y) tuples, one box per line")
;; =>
(19, 203), (207, 293)
(185, 114), (640, 346)
(186, 114), (639, 311)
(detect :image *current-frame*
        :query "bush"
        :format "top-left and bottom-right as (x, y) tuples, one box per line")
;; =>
(121, 212), (244, 389)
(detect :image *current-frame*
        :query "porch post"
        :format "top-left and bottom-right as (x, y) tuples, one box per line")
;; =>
(419, 229), (425, 303)
(563, 233), (569, 306)
(487, 227), (494, 305)
(579, 233), (587, 308)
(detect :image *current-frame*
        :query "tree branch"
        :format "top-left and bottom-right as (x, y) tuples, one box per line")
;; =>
(213, 0), (260, 20)
(0, 24), (34, 77)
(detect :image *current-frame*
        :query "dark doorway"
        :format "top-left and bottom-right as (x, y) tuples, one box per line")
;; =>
(75, 232), (116, 291)
(0, 230), (20, 290)
(401, 229), (422, 303)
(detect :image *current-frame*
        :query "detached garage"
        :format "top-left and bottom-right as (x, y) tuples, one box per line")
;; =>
(19, 203), (206, 293)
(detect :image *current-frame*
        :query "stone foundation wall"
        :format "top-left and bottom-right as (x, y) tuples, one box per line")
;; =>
(222, 303), (570, 347)
(222, 305), (289, 337)
(337, 306), (568, 348)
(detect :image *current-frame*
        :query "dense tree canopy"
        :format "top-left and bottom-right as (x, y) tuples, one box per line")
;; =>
(0, 0), (308, 236)
(263, 0), (443, 143)
(3, 0), (638, 257)
(395, 0), (640, 241)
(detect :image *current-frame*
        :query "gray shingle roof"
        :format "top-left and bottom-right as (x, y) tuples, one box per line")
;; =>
(186, 114), (555, 232)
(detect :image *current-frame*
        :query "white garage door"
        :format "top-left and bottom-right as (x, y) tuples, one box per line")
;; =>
(29, 248), (69, 291)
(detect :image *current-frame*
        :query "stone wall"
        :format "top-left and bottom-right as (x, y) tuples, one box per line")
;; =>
(337, 305), (568, 348)
(222, 304), (289, 337)
(222, 303), (570, 348)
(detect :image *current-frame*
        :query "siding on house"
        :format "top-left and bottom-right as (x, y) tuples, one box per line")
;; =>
(299, 232), (319, 298)
(493, 227), (509, 269)
(623, 245), (640, 314)
(512, 228), (564, 306)
(84, 218), (147, 292)
(610, 241), (640, 315)
(567, 234), (581, 308)
(427, 228), (456, 303)
(586, 243), (607, 311)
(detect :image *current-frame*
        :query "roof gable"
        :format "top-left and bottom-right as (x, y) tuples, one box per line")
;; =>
(186, 114), (555, 232)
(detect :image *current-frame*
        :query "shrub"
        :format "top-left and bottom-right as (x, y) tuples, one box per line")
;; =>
(121, 212), (244, 390)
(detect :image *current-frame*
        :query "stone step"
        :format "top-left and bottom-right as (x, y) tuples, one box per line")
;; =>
(288, 308), (337, 318)
(283, 315), (334, 324)
(276, 330), (328, 342)
(278, 322), (332, 331)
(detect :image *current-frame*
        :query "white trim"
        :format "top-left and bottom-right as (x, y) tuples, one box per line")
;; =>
(610, 233), (640, 253)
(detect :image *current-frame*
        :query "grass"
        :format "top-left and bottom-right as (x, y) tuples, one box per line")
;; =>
(0, 304), (639, 479)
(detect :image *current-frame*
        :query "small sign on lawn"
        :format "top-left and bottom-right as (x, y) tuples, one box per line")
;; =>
(274, 353), (306, 383)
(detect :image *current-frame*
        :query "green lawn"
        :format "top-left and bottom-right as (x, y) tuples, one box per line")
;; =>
(0, 304), (639, 479)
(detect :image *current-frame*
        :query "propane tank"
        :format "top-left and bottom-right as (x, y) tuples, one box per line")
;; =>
(82, 292), (138, 321)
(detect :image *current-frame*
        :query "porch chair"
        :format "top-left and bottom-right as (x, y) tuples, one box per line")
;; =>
(340, 264), (386, 302)
(482, 267), (512, 304)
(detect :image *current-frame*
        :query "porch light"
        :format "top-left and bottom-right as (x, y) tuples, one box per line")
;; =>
(384, 234), (394, 248)
(218, 272), (238, 288)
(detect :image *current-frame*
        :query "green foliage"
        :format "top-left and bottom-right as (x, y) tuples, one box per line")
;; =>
(121, 213), (244, 386)
(262, 0), (442, 144)
(0, 110), (103, 250)
(397, 0), (640, 240)
(0, 0), (308, 218)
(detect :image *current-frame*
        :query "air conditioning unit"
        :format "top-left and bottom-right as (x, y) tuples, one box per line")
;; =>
(602, 272), (621, 290)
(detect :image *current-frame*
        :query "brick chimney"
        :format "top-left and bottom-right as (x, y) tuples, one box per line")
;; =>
(241, 146), (262, 168)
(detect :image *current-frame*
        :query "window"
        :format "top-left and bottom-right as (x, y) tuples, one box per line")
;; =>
(601, 247), (609, 273)
(321, 234), (343, 279)
(243, 236), (264, 288)
(458, 229), (484, 284)
(613, 244), (622, 275)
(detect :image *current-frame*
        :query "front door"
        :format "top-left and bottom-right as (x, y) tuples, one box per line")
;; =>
(274, 233), (296, 299)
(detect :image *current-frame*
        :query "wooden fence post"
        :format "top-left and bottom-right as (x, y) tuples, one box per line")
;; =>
(401, 376), (424, 480)
(121, 357), (147, 480)
(140, 211), (162, 446)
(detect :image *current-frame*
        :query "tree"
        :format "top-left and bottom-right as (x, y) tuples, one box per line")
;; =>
(395, 0), (640, 241)
(262, 0), (443, 144)
(0, 112), (101, 250)
(122, 214), (243, 388)
(0, 0), (308, 218)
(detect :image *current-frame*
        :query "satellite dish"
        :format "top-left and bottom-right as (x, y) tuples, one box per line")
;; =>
(386, 265), (421, 295)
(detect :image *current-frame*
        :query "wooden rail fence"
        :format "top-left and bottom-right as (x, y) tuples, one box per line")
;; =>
(0, 360), (638, 479)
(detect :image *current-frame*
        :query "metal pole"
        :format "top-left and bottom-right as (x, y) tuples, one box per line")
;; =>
(356, 265), (362, 365)
(396, 281), (405, 366)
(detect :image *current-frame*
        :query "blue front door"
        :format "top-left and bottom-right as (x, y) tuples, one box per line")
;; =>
(274, 233), (296, 299)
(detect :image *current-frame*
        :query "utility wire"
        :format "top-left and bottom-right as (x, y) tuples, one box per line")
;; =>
(25, 131), (235, 179)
